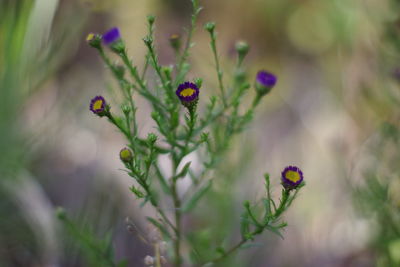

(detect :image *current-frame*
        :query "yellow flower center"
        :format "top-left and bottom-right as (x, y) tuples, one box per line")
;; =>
(86, 33), (95, 42)
(93, 99), (104, 110)
(180, 88), (195, 97)
(285, 170), (301, 183)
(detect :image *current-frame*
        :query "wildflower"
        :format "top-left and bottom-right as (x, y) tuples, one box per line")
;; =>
(86, 33), (102, 49)
(255, 70), (277, 96)
(281, 165), (303, 190)
(103, 27), (121, 45)
(103, 27), (125, 53)
(176, 82), (200, 110)
(120, 147), (133, 163)
(89, 96), (108, 117)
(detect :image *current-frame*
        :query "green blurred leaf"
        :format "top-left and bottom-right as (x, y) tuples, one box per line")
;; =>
(146, 217), (172, 239)
(182, 180), (212, 213)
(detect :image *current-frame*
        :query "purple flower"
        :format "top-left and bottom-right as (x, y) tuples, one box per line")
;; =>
(176, 82), (200, 108)
(103, 27), (121, 45)
(255, 70), (277, 96)
(90, 96), (107, 116)
(281, 166), (303, 190)
(256, 71), (277, 88)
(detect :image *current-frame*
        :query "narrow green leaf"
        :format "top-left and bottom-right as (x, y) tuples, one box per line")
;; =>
(182, 180), (212, 213)
(264, 225), (284, 239)
(240, 211), (250, 238)
(173, 161), (192, 181)
(262, 198), (271, 222)
(146, 217), (172, 239)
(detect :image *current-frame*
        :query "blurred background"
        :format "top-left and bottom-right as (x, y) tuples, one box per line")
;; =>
(1, 0), (400, 266)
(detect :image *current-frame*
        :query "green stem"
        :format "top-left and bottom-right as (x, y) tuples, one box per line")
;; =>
(208, 31), (227, 107)
(120, 51), (147, 91)
(175, 0), (201, 84)
(252, 94), (262, 108)
(145, 39), (172, 97)
(171, 178), (182, 267)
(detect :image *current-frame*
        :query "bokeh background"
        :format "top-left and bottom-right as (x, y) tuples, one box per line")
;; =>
(1, 0), (400, 266)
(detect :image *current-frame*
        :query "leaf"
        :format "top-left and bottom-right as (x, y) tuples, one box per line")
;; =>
(264, 225), (284, 239)
(173, 161), (192, 181)
(146, 217), (172, 239)
(182, 180), (212, 213)
(240, 211), (250, 238)
(156, 172), (171, 195)
(239, 243), (264, 249)
(262, 199), (272, 222)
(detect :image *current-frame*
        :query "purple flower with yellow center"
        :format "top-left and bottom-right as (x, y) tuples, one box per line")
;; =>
(89, 96), (107, 117)
(255, 70), (277, 96)
(176, 82), (200, 109)
(281, 165), (303, 190)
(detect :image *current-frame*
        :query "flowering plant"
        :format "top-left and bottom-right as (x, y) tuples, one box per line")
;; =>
(64, 0), (305, 265)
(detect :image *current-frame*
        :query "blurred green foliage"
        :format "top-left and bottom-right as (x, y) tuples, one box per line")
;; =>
(353, 123), (400, 266)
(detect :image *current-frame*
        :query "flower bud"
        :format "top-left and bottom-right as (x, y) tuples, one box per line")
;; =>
(121, 104), (131, 116)
(103, 27), (125, 53)
(204, 22), (216, 33)
(255, 70), (277, 96)
(147, 133), (158, 144)
(86, 33), (102, 49)
(235, 41), (249, 57)
(194, 78), (203, 89)
(147, 15), (155, 25)
(120, 147), (133, 163)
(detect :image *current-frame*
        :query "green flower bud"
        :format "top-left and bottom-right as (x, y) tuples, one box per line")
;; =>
(143, 36), (153, 47)
(194, 78), (203, 89)
(147, 133), (158, 144)
(86, 33), (102, 49)
(147, 15), (155, 25)
(204, 22), (216, 33)
(235, 41), (249, 57)
(121, 104), (131, 116)
(120, 147), (133, 163)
